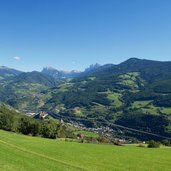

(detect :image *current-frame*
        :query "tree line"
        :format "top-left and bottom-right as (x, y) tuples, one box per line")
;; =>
(0, 105), (75, 139)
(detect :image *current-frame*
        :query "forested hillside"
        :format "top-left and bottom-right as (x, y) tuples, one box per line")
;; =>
(0, 71), (58, 112)
(1, 58), (171, 140)
(0, 104), (75, 139)
(42, 58), (171, 139)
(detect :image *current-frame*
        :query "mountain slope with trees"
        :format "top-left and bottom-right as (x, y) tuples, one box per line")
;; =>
(42, 58), (171, 139)
(0, 71), (58, 112)
(1, 58), (171, 140)
(0, 104), (75, 139)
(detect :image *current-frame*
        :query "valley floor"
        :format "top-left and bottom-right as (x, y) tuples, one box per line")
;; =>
(0, 130), (171, 171)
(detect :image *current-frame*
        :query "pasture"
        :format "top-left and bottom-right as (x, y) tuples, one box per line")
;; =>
(0, 130), (171, 171)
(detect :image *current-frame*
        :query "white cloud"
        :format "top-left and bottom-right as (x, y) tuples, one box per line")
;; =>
(13, 56), (21, 61)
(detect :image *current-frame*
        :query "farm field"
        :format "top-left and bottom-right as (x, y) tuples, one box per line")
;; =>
(0, 130), (171, 171)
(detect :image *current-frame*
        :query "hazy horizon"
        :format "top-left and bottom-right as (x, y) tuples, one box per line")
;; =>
(1, 57), (171, 73)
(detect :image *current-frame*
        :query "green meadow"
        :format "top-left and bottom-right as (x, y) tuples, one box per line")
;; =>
(0, 130), (171, 171)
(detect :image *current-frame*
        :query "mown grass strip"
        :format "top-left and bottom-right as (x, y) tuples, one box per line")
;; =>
(0, 139), (91, 171)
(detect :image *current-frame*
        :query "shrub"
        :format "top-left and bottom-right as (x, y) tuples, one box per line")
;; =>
(137, 143), (145, 148)
(147, 140), (160, 148)
(112, 141), (123, 146)
(162, 139), (171, 146)
(97, 137), (110, 144)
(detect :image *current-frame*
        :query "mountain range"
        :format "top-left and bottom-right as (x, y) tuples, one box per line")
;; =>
(41, 63), (114, 79)
(0, 63), (114, 80)
(1, 58), (171, 140)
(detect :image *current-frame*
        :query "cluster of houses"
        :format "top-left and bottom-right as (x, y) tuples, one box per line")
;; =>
(25, 111), (127, 143)
(66, 121), (127, 143)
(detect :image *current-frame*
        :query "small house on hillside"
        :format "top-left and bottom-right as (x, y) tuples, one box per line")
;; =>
(77, 134), (85, 140)
(39, 111), (48, 119)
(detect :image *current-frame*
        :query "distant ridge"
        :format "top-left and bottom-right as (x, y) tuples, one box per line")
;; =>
(0, 66), (22, 79)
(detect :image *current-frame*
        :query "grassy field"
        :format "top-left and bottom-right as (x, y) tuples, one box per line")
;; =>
(99, 91), (122, 108)
(131, 100), (152, 109)
(57, 83), (74, 92)
(130, 100), (171, 115)
(0, 130), (171, 171)
(74, 130), (99, 138)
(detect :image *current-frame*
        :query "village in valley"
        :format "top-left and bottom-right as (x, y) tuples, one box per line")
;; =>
(24, 110), (128, 144)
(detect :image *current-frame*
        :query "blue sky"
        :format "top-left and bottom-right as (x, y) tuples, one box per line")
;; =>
(1, 0), (171, 71)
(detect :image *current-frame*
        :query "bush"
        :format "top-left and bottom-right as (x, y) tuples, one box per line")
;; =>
(112, 141), (123, 146)
(147, 140), (160, 148)
(137, 143), (145, 148)
(162, 139), (171, 146)
(97, 137), (110, 144)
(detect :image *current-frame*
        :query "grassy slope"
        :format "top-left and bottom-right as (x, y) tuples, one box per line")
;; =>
(131, 100), (171, 115)
(0, 130), (171, 171)
(99, 91), (122, 108)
